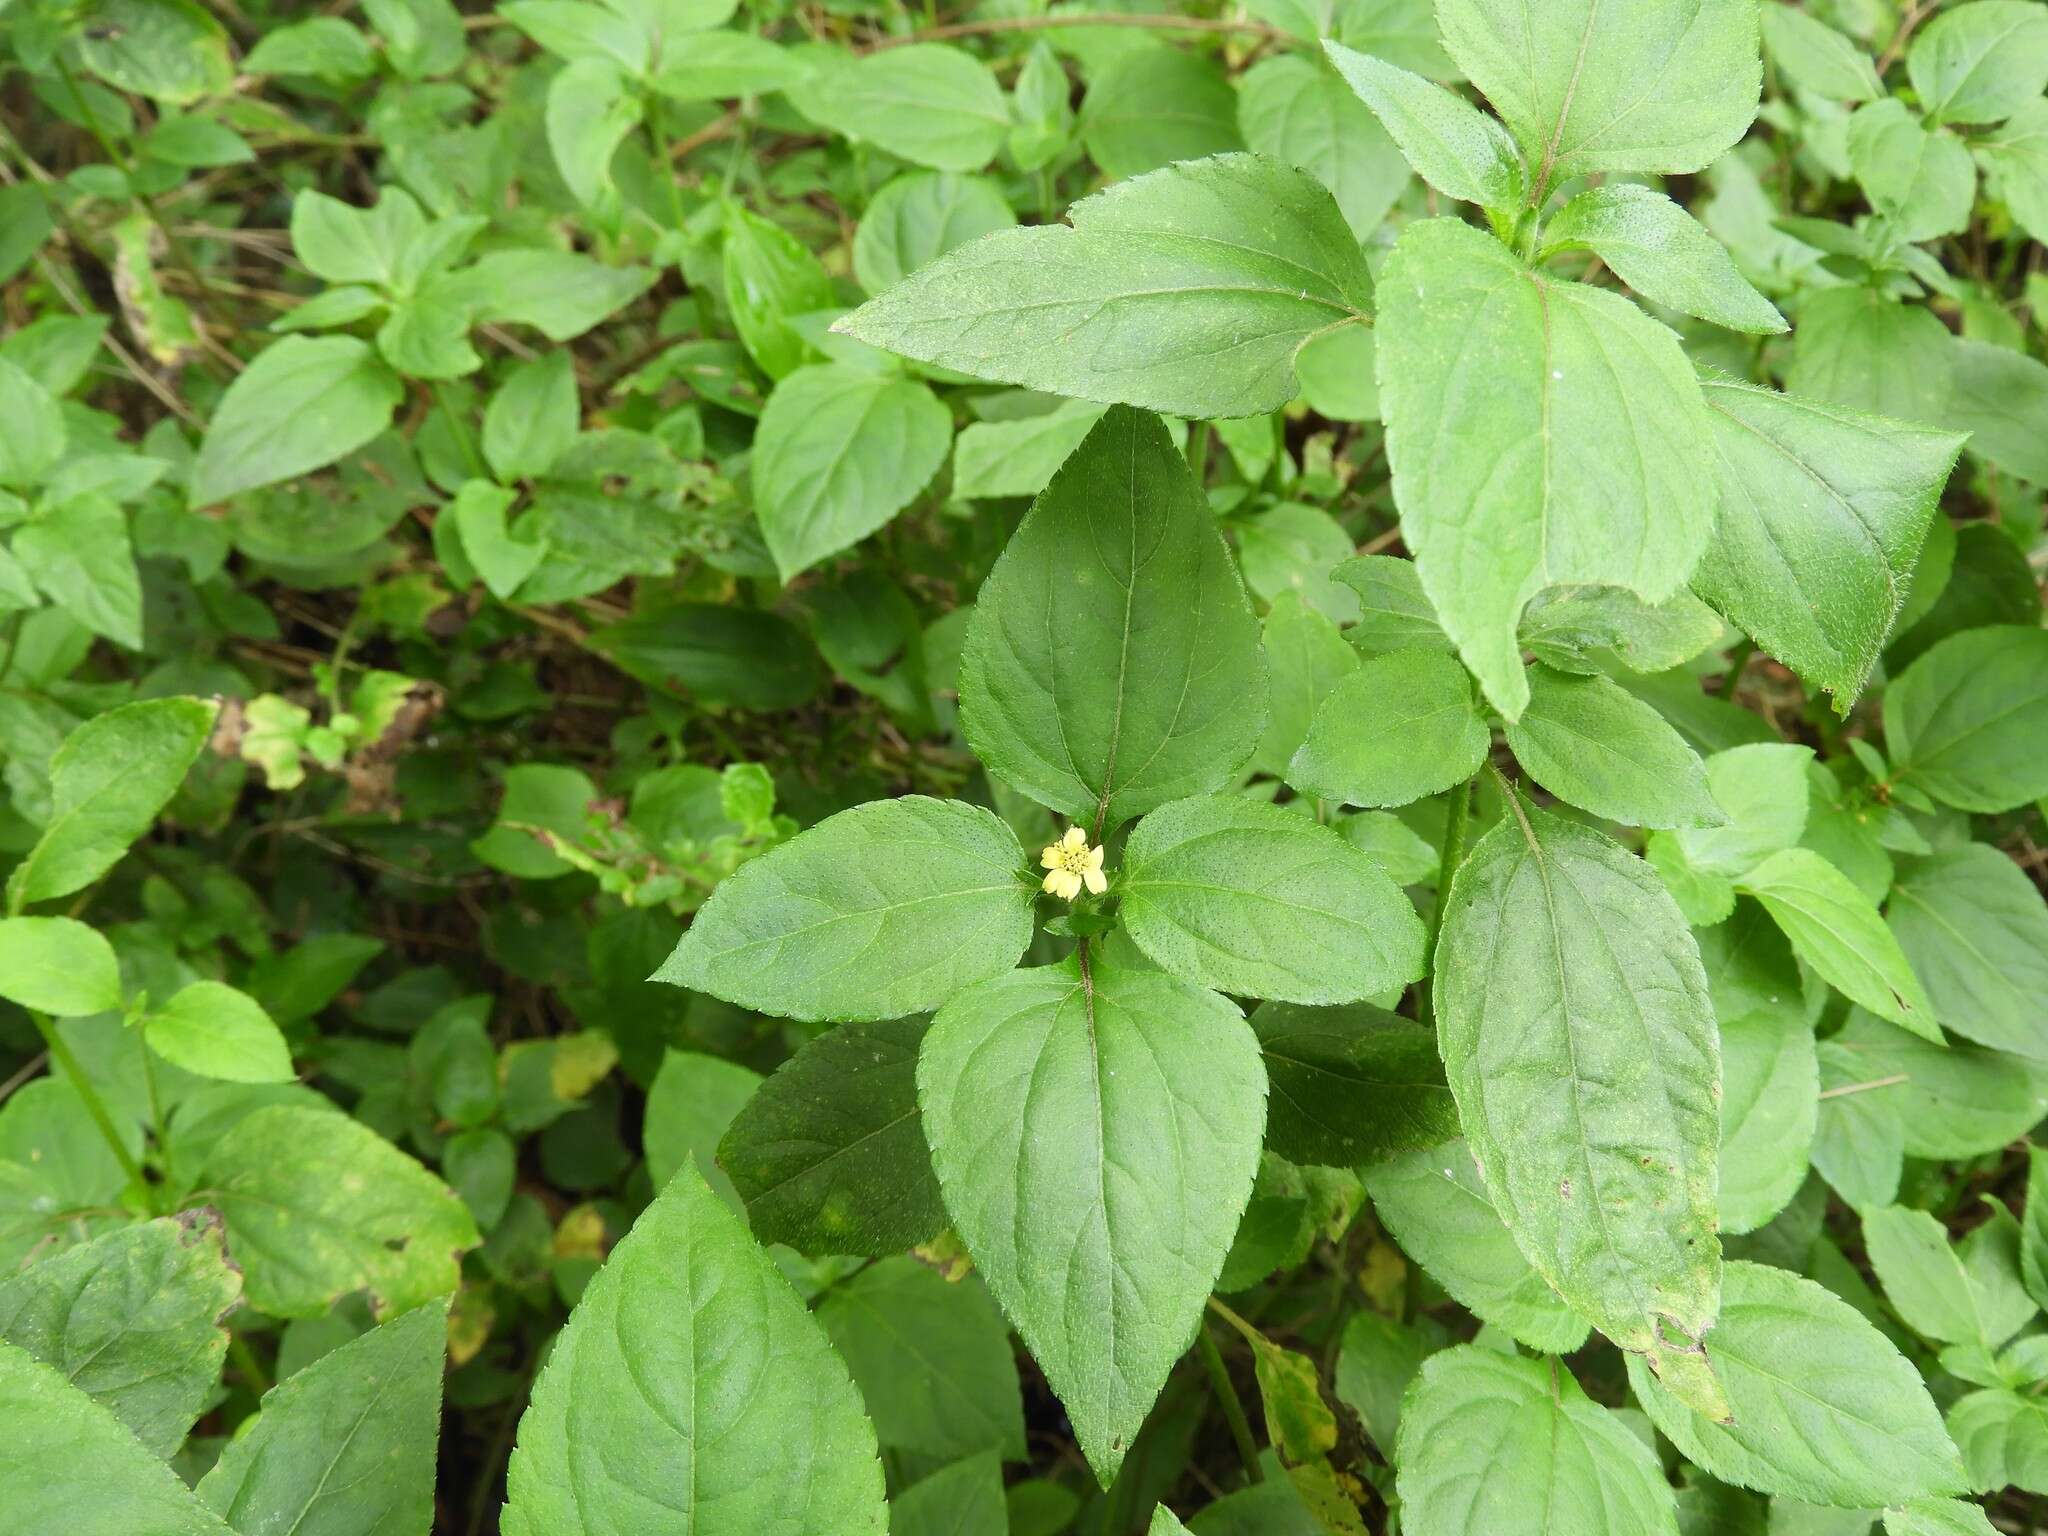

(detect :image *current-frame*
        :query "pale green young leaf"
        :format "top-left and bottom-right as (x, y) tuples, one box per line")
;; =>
(1287, 647), (1489, 810)
(14, 496), (143, 649)
(1254, 593), (1359, 779)
(1363, 1140), (1590, 1354)
(1690, 376), (1965, 708)
(197, 1298), (447, 1536)
(287, 186), (423, 288)
(1786, 288), (1956, 426)
(642, 1048), (759, 1201)
(1077, 48), (1243, 180)
(11, 696), (218, 913)
(451, 481), (546, 600)
(838, 154), (1371, 419)
(852, 171), (1014, 295)
(545, 57), (642, 210)
(145, 980), (294, 1084)
(1883, 1500), (2003, 1536)
(1517, 584), (1724, 677)
(1436, 0), (1761, 191)
(1831, 1013), (2048, 1161)
(719, 1015), (943, 1257)
(191, 337), (402, 506)
(1676, 743), (1814, 880)
(1946, 1387), (2048, 1494)
(1738, 849), (1935, 1037)
(789, 45), (1007, 173)
(1946, 338), (2048, 488)
(888, 1453), (1006, 1536)
(1238, 53), (1412, 242)
(1863, 1205), (2032, 1353)
(0, 357), (64, 491)
(0, 1213), (238, 1458)
(455, 250), (655, 342)
(1396, 1346), (1679, 1536)
(1335, 554), (1450, 656)
(1375, 218), (1715, 720)
(0, 1340), (234, 1536)
(950, 399), (1108, 501)
(1436, 802), (1723, 1398)
(498, 0), (648, 70)
(1504, 665), (1723, 829)
(1848, 100), (1975, 242)
(199, 1103), (479, 1318)
(1760, 3), (1883, 101)
(1907, 0), (2048, 125)
(1975, 100), (2048, 247)
(959, 406), (1265, 829)
(652, 33), (810, 104)
(1887, 843), (2048, 1059)
(813, 1258), (1025, 1462)
(1252, 1002), (1459, 1167)
(0, 916), (120, 1016)
(1119, 793), (1426, 1004)
(753, 363), (951, 580)
(1885, 627), (2048, 814)
(1543, 183), (1785, 333)
(917, 957), (1265, 1485)
(1320, 42), (1523, 210)
(655, 796), (1032, 1022)
(1717, 1012), (1817, 1236)
(502, 1163), (886, 1536)
(1627, 1261), (1969, 1508)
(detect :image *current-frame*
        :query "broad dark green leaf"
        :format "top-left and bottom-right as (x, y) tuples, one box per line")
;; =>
(1396, 1346), (1679, 1536)
(813, 1258), (1025, 1462)
(1505, 664), (1723, 829)
(1287, 646), (1489, 809)
(8, 696), (217, 911)
(1786, 289), (1955, 426)
(502, 1163), (886, 1536)
(753, 363), (951, 580)
(1375, 218), (1715, 719)
(1080, 47), (1243, 178)
(1238, 53), (1411, 242)
(1887, 844), (2048, 1058)
(1253, 1001), (1458, 1166)
(1120, 794), (1425, 1004)
(198, 1103), (479, 1318)
(917, 957), (1265, 1485)
(1436, 801), (1723, 1406)
(1628, 1261), (1969, 1508)
(959, 406), (1265, 829)
(656, 796), (1032, 1022)
(0, 1339), (233, 1536)
(588, 602), (823, 712)
(1436, 0), (1761, 190)
(1737, 849), (1935, 1039)
(191, 337), (402, 506)
(852, 171), (1015, 295)
(718, 1015), (944, 1256)
(839, 154), (1372, 419)
(1885, 627), (2048, 814)
(197, 1298), (447, 1536)
(0, 1213), (238, 1458)
(1364, 1140), (1590, 1354)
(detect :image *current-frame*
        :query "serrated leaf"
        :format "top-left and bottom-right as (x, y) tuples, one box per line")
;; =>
(1505, 664), (1723, 829)
(502, 1162), (886, 1536)
(656, 796), (1032, 1022)
(197, 1298), (446, 1536)
(958, 406), (1265, 830)
(718, 1015), (944, 1257)
(199, 1104), (479, 1319)
(916, 956), (1265, 1485)
(1321, 42), (1523, 209)
(1252, 1001), (1458, 1166)
(1287, 646), (1489, 810)
(1885, 627), (2048, 814)
(1364, 1140), (1590, 1354)
(1543, 183), (1783, 333)
(1239, 52), (1412, 242)
(0, 1213), (238, 1458)
(1628, 1260), (1968, 1508)
(1375, 218), (1715, 719)
(753, 363), (951, 580)
(838, 154), (1371, 419)
(1737, 849), (1935, 1038)
(1119, 793), (1425, 1004)
(1907, 0), (2048, 126)
(1396, 1346), (1679, 1536)
(1887, 843), (2048, 1059)
(1436, 800), (1722, 1395)
(1436, 0), (1761, 190)
(9, 696), (218, 912)
(1691, 378), (1963, 707)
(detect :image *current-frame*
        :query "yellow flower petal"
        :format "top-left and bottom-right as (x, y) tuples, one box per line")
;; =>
(1042, 870), (1065, 895)
(1063, 825), (1087, 851)
(1083, 866), (1108, 895)
(1041, 847), (1062, 869)
(1053, 870), (1082, 901)
(1083, 846), (1104, 871)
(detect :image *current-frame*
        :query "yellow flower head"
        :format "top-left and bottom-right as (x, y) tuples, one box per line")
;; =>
(1040, 826), (1107, 902)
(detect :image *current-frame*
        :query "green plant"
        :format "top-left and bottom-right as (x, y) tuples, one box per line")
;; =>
(2, 0), (2047, 1531)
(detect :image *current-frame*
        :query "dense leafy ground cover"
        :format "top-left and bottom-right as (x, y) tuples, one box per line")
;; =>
(2, 0), (2048, 1530)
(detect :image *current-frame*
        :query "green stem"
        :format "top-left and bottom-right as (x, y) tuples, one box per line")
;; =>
(227, 1330), (271, 1397)
(1722, 637), (1756, 697)
(1195, 1319), (1264, 1486)
(1188, 420), (1212, 485)
(29, 1011), (147, 1199)
(1417, 773), (1474, 1026)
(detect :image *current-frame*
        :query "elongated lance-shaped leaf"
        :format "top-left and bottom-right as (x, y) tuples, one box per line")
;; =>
(1435, 793), (1725, 1414)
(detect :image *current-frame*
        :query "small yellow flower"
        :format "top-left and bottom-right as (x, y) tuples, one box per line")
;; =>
(1040, 826), (1107, 901)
